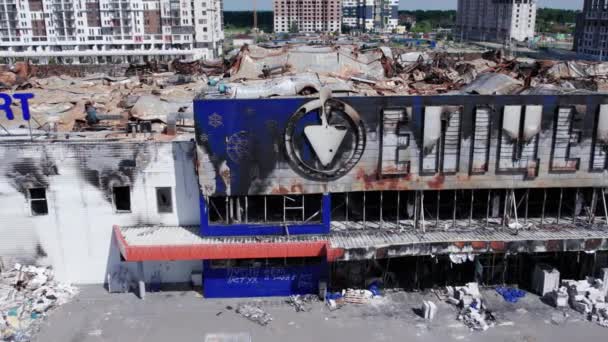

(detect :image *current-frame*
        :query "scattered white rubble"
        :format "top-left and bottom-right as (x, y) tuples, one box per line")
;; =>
(235, 304), (273, 326)
(556, 274), (608, 328)
(445, 283), (496, 332)
(1, 264), (78, 342)
(286, 294), (317, 312)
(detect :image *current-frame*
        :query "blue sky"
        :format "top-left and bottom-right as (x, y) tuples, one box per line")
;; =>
(224, 0), (583, 11)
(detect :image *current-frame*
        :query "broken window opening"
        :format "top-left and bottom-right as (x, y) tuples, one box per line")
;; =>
(112, 186), (131, 213)
(29, 188), (48, 216)
(155, 187), (173, 213)
(208, 194), (322, 225)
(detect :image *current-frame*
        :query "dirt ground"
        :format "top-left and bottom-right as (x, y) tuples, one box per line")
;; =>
(32, 286), (608, 342)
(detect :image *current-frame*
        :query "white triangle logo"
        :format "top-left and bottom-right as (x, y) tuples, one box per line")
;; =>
(304, 125), (347, 167)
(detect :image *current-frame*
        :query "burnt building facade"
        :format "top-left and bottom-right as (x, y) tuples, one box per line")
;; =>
(3, 90), (608, 298)
(112, 92), (608, 298)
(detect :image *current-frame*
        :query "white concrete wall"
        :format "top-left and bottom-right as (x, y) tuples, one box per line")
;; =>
(0, 139), (201, 285)
(509, 1), (537, 42)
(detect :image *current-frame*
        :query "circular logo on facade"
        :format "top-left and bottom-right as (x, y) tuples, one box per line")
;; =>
(284, 97), (366, 181)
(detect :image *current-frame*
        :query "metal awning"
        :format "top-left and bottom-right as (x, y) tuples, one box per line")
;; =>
(113, 225), (333, 261)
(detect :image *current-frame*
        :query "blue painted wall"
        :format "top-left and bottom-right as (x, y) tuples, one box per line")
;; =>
(202, 261), (328, 298)
(195, 97), (333, 237)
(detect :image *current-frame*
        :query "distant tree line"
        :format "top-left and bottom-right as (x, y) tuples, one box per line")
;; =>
(536, 8), (579, 34)
(224, 11), (273, 33)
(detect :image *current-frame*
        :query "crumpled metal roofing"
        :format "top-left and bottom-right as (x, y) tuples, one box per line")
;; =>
(222, 73), (355, 99)
(459, 73), (524, 95)
(230, 44), (388, 81)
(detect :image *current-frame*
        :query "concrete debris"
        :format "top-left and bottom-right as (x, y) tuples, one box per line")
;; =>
(560, 276), (608, 328)
(444, 283), (495, 332)
(457, 306), (495, 331)
(545, 287), (569, 308)
(235, 304), (273, 326)
(286, 294), (318, 312)
(0, 264), (78, 342)
(421, 300), (438, 320)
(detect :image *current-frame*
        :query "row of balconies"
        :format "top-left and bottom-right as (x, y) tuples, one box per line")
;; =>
(0, 33), (196, 43)
(585, 11), (608, 20)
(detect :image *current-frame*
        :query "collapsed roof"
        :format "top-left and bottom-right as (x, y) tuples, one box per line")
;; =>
(206, 44), (608, 98)
(2, 43), (608, 141)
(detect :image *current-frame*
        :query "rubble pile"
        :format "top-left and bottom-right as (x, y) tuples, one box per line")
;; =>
(235, 304), (273, 326)
(215, 44), (608, 98)
(3, 43), (608, 135)
(286, 294), (317, 312)
(444, 283), (496, 331)
(561, 276), (608, 328)
(1, 71), (204, 136)
(0, 264), (78, 341)
(0, 62), (34, 90)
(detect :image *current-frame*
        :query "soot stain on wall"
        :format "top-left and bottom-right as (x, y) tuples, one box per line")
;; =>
(6, 158), (56, 196)
(76, 144), (153, 202)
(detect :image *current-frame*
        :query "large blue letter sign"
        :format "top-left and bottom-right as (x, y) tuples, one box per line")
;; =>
(0, 93), (33, 121)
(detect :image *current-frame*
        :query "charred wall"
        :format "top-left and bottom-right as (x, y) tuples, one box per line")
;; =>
(194, 95), (608, 197)
(0, 140), (201, 284)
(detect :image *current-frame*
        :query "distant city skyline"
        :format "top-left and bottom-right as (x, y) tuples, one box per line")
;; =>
(224, 0), (582, 11)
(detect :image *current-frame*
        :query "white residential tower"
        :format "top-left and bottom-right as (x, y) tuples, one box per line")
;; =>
(456, 0), (537, 43)
(0, 0), (225, 64)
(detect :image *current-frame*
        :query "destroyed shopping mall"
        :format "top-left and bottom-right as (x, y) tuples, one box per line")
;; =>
(1, 43), (608, 305)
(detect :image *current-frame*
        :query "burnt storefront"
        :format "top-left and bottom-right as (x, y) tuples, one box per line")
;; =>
(114, 92), (608, 298)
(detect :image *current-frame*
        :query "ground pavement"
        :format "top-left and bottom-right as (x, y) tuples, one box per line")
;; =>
(32, 286), (608, 342)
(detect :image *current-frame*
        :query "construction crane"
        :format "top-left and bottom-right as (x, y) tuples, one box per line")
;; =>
(253, 0), (258, 34)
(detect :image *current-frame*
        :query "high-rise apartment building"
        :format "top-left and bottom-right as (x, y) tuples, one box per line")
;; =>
(574, 0), (608, 61)
(342, 0), (399, 32)
(456, 0), (537, 43)
(273, 0), (342, 33)
(0, 0), (225, 64)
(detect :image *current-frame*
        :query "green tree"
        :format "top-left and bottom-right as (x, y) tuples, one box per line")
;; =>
(411, 20), (432, 33)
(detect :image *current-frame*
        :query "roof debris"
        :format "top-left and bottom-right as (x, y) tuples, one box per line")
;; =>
(3, 43), (608, 140)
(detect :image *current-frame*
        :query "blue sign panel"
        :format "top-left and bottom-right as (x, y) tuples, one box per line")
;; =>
(0, 93), (33, 120)
(202, 261), (327, 298)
